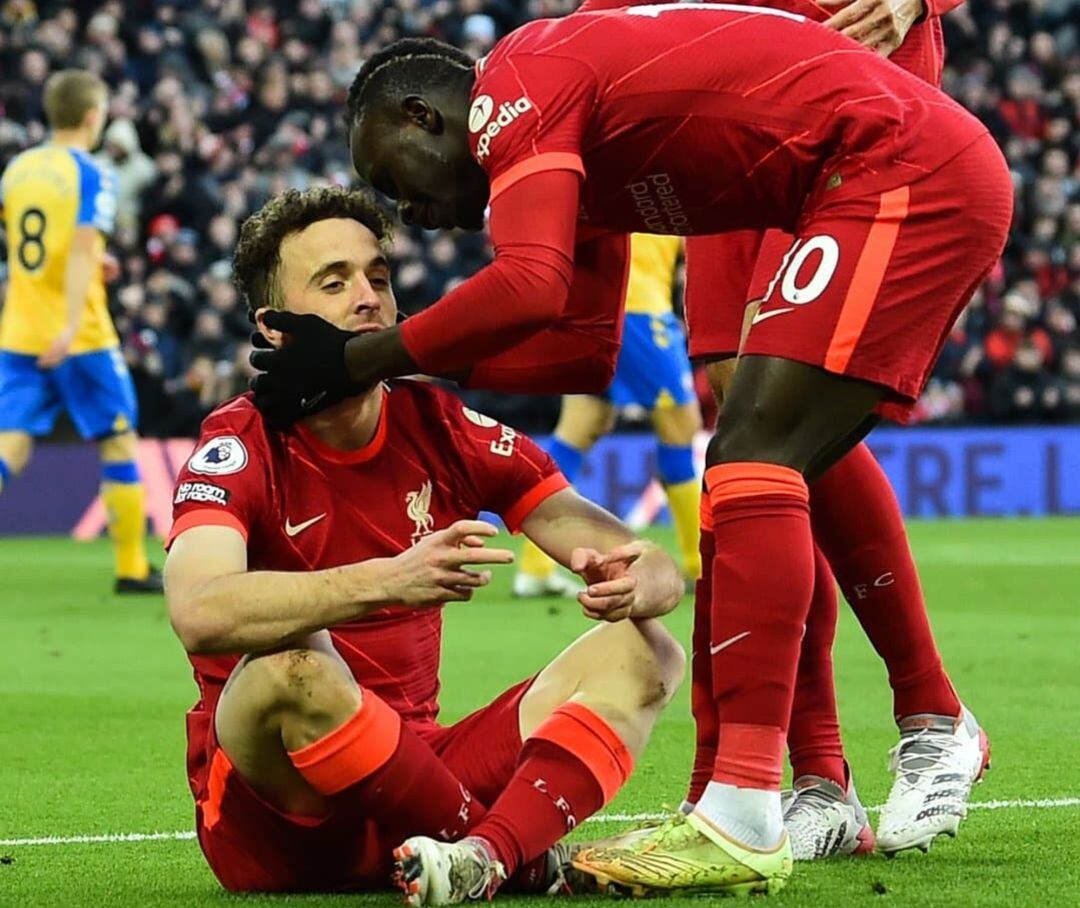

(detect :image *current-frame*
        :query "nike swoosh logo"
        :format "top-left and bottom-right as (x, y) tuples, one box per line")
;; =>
(300, 391), (328, 411)
(709, 631), (751, 655)
(285, 513), (327, 537)
(751, 307), (795, 326)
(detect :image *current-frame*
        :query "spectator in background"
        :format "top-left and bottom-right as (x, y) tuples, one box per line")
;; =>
(0, 0), (1075, 435)
(985, 292), (1055, 371)
(930, 0), (1079, 424)
(988, 338), (1062, 422)
(1061, 346), (1080, 420)
(96, 119), (157, 236)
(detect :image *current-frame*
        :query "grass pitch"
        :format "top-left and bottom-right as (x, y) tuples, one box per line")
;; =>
(2, 519), (1079, 907)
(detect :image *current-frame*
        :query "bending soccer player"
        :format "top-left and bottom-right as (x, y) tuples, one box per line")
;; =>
(248, 3), (1012, 894)
(164, 187), (685, 904)
(0, 69), (160, 593)
(515, 234), (702, 598)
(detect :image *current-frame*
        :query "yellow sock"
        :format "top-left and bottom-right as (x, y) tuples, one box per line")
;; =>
(102, 480), (150, 580)
(520, 537), (558, 580)
(665, 478), (702, 579)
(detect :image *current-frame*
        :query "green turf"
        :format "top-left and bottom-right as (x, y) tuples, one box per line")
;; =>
(2, 519), (1079, 907)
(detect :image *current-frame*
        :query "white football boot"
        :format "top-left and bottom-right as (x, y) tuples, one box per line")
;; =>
(782, 775), (876, 860)
(394, 836), (506, 907)
(876, 706), (991, 855)
(511, 569), (583, 599)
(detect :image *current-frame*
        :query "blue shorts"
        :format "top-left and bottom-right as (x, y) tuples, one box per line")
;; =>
(606, 312), (695, 409)
(0, 348), (138, 440)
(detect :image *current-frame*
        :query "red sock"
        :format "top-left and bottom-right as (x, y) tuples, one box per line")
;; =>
(470, 703), (633, 877)
(707, 462), (815, 790)
(687, 493), (717, 805)
(289, 689), (484, 842)
(810, 443), (961, 722)
(787, 547), (847, 787)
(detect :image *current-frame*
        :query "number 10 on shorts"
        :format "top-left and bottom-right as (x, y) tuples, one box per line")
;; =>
(759, 234), (842, 318)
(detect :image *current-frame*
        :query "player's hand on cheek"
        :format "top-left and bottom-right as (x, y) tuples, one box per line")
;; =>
(820, 0), (924, 57)
(248, 310), (365, 427)
(250, 370), (352, 430)
(386, 519), (515, 606)
(250, 328), (274, 351)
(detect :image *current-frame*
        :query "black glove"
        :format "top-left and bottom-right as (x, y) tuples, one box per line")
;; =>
(248, 311), (364, 427)
(249, 369), (358, 429)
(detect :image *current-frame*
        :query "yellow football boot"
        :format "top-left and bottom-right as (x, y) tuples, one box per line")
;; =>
(571, 811), (793, 897)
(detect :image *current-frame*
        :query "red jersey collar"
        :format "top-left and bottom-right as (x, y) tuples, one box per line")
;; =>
(293, 386), (389, 465)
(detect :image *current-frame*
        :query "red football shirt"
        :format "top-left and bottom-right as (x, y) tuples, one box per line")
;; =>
(576, 0), (964, 87)
(168, 381), (567, 725)
(470, 3), (985, 234)
(399, 3), (985, 378)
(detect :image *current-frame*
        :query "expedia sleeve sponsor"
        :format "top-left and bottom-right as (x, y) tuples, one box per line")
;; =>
(175, 481), (231, 506)
(470, 94), (534, 161)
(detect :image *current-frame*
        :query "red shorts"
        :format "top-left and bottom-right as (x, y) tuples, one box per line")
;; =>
(185, 678), (533, 893)
(685, 229), (766, 361)
(685, 133), (1012, 422)
(685, 230), (792, 360)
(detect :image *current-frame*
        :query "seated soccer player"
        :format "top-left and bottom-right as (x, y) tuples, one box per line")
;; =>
(163, 186), (686, 904)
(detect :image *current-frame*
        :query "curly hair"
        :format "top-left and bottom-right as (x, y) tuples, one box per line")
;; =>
(345, 38), (474, 132)
(232, 186), (393, 318)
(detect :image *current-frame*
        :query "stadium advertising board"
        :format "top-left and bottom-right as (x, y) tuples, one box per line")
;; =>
(0, 427), (1077, 537)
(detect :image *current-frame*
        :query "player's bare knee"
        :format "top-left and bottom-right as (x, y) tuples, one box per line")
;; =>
(587, 620), (685, 712)
(240, 645), (360, 738)
(634, 619), (686, 709)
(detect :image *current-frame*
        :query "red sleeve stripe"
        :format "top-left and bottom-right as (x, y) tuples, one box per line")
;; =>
(166, 509), (249, 549)
(489, 152), (585, 202)
(502, 472), (570, 534)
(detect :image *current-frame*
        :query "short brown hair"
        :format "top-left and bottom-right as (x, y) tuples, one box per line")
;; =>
(43, 70), (107, 130)
(232, 186), (394, 318)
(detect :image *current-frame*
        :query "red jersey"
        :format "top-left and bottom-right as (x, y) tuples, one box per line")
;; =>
(399, 4), (984, 380)
(578, 0), (964, 87)
(470, 3), (984, 235)
(168, 381), (567, 725)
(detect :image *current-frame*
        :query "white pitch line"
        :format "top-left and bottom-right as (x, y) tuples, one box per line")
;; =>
(2, 799), (1078, 849)
(1, 831), (198, 847)
(963, 797), (1080, 811)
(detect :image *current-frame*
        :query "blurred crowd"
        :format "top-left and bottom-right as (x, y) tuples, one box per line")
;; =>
(924, 0), (1080, 424)
(0, 0), (1077, 435)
